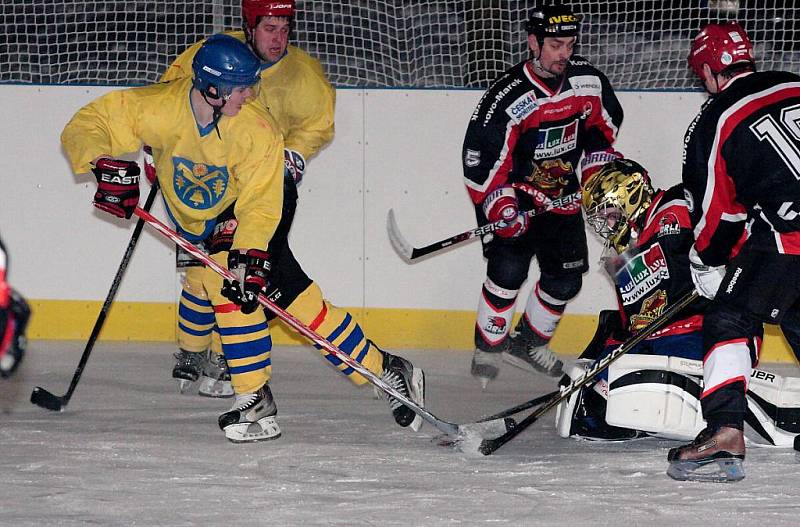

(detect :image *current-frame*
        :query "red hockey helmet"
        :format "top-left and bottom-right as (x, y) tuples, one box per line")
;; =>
(242, 0), (295, 30)
(688, 22), (754, 78)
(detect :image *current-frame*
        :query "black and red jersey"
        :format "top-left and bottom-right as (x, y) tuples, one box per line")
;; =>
(462, 55), (623, 208)
(612, 185), (705, 338)
(682, 70), (800, 265)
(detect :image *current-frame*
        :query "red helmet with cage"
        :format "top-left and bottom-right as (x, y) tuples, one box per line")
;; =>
(242, 0), (295, 30)
(688, 22), (754, 77)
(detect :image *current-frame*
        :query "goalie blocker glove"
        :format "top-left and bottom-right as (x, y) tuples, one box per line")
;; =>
(91, 158), (141, 219)
(222, 249), (271, 314)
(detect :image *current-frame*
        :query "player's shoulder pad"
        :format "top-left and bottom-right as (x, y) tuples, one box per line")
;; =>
(650, 185), (693, 229)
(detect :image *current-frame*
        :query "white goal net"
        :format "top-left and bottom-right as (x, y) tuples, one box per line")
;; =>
(1, 1), (797, 89)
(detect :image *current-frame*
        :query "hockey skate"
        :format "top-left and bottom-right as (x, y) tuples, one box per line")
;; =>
(380, 351), (425, 432)
(198, 350), (234, 398)
(666, 425), (745, 482)
(502, 321), (564, 378)
(471, 327), (508, 388)
(218, 384), (281, 443)
(172, 349), (206, 393)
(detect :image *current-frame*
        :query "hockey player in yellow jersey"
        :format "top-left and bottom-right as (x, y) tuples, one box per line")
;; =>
(62, 34), (287, 442)
(160, 1), (426, 432)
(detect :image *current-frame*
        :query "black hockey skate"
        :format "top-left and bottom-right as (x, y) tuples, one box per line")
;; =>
(503, 321), (564, 378)
(198, 350), (233, 398)
(666, 425), (745, 482)
(218, 384), (281, 443)
(172, 349), (206, 393)
(380, 351), (425, 432)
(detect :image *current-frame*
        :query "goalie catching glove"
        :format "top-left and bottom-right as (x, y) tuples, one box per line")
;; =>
(91, 158), (141, 219)
(222, 249), (271, 314)
(482, 185), (528, 238)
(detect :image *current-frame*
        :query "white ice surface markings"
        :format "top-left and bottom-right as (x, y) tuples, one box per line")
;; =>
(1, 342), (799, 526)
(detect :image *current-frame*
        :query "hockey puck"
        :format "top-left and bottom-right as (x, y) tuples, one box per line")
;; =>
(795, 434), (800, 452)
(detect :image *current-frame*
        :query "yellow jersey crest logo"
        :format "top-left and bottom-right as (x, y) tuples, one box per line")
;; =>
(172, 157), (229, 210)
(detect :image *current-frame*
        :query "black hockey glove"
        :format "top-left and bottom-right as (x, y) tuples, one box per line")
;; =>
(91, 158), (141, 219)
(284, 148), (306, 186)
(222, 249), (271, 314)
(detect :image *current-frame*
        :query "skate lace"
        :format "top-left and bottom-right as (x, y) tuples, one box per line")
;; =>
(174, 351), (204, 369)
(529, 346), (558, 370)
(231, 391), (261, 412)
(380, 370), (409, 411)
(209, 352), (228, 372)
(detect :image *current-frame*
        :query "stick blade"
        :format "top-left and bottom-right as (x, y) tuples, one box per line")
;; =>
(386, 209), (414, 261)
(30, 387), (67, 412)
(433, 418), (516, 455)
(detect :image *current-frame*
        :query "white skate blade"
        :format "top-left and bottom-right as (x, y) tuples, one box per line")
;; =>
(198, 376), (234, 398)
(471, 350), (500, 388)
(409, 367), (425, 432)
(666, 458), (745, 482)
(176, 378), (197, 394)
(223, 416), (282, 443)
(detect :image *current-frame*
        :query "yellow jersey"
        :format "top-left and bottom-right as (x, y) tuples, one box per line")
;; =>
(61, 77), (284, 250)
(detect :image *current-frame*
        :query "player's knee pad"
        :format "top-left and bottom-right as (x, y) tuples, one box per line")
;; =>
(287, 283), (382, 384)
(539, 272), (582, 303)
(476, 278), (518, 347)
(745, 368), (800, 447)
(215, 307), (272, 394)
(178, 274), (215, 353)
(605, 354), (706, 440)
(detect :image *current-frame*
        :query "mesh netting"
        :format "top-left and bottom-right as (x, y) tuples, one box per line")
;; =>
(1, 1), (797, 89)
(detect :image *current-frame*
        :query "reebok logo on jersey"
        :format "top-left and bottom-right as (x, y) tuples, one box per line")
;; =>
(725, 266), (742, 294)
(534, 121), (578, 160)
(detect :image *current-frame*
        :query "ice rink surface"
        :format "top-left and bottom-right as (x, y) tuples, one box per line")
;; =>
(2, 341), (799, 526)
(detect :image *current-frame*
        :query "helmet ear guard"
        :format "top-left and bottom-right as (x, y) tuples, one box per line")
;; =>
(582, 159), (654, 253)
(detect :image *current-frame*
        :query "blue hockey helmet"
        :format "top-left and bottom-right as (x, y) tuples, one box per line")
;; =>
(192, 34), (261, 100)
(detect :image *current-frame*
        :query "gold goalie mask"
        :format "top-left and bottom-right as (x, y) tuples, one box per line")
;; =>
(582, 158), (654, 253)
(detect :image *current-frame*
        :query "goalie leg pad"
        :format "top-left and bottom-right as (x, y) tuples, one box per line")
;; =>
(606, 354), (706, 440)
(744, 368), (800, 447)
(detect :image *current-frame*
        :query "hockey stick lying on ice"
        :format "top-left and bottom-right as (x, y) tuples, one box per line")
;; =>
(387, 192), (581, 261)
(133, 207), (513, 446)
(470, 290), (700, 456)
(31, 147), (160, 412)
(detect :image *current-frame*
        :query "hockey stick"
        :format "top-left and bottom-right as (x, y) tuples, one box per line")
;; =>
(387, 192), (581, 261)
(132, 207), (514, 445)
(472, 290), (700, 455)
(479, 390), (559, 422)
(31, 148), (160, 412)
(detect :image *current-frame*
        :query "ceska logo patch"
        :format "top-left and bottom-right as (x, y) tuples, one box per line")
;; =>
(172, 157), (230, 210)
